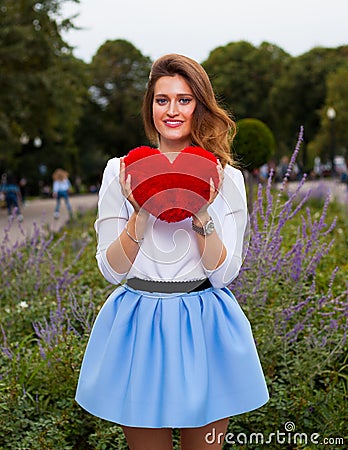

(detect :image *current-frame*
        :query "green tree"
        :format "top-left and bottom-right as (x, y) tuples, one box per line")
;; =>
(307, 65), (348, 166)
(0, 0), (86, 191)
(75, 40), (152, 182)
(203, 41), (290, 125)
(29, 55), (89, 183)
(269, 46), (348, 167)
(203, 42), (348, 168)
(233, 118), (276, 210)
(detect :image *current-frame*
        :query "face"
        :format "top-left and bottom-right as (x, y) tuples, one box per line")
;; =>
(152, 74), (196, 151)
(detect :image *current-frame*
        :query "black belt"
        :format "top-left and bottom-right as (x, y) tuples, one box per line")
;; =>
(126, 277), (212, 293)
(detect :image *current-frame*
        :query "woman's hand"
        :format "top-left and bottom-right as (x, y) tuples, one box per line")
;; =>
(208, 159), (224, 204)
(191, 159), (227, 270)
(119, 157), (143, 213)
(194, 160), (224, 222)
(106, 158), (149, 274)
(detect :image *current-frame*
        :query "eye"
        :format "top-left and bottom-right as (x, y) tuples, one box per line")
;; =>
(155, 98), (168, 105)
(179, 97), (192, 105)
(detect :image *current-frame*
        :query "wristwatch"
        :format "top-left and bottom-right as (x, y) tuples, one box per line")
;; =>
(192, 217), (215, 236)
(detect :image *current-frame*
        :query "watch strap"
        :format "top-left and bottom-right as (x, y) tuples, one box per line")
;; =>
(192, 217), (214, 236)
(192, 221), (206, 236)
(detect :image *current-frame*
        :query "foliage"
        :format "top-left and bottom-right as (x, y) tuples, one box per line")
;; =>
(269, 46), (348, 166)
(204, 42), (348, 164)
(308, 65), (348, 160)
(0, 209), (109, 449)
(0, 133), (347, 448)
(228, 130), (347, 448)
(2, 8), (348, 185)
(203, 41), (290, 125)
(75, 39), (152, 172)
(0, 0), (89, 193)
(233, 117), (276, 211)
(234, 118), (276, 172)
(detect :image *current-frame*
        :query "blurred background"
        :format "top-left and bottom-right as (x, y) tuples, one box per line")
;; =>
(1, 0), (347, 198)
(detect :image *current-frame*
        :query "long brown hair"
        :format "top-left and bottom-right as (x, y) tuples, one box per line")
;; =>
(142, 54), (236, 167)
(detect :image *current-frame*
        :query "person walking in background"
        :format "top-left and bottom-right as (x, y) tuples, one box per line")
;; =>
(52, 169), (73, 219)
(0, 173), (23, 221)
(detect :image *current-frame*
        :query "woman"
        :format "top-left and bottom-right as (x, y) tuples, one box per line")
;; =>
(52, 169), (73, 219)
(76, 54), (269, 450)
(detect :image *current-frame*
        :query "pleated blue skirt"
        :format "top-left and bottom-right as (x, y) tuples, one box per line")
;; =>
(75, 284), (269, 428)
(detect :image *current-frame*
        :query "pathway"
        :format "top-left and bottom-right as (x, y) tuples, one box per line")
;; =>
(0, 193), (98, 245)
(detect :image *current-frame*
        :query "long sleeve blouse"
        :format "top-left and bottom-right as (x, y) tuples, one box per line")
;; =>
(95, 157), (248, 289)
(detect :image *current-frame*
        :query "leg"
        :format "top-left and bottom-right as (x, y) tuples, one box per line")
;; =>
(180, 417), (229, 450)
(64, 193), (73, 218)
(5, 195), (12, 215)
(54, 194), (61, 218)
(61, 191), (73, 217)
(122, 426), (173, 450)
(55, 195), (61, 213)
(6, 193), (20, 216)
(15, 195), (23, 221)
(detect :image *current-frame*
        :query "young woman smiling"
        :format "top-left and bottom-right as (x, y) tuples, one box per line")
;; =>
(76, 54), (269, 450)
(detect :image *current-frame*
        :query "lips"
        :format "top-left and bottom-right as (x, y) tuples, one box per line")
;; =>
(164, 120), (183, 127)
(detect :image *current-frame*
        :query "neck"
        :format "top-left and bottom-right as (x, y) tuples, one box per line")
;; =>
(158, 139), (191, 154)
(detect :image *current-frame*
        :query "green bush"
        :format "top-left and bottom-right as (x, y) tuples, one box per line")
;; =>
(234, 118), (276, 172)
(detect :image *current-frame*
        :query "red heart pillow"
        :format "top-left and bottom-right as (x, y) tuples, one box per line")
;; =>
(124, 146), (219, 222)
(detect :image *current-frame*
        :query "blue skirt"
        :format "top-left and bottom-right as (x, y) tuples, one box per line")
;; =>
(75, 284), (269, 428)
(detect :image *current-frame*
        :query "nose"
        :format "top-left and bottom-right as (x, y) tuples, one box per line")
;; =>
(167, 99), (178, 117)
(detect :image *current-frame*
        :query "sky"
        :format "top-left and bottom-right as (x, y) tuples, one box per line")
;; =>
(61, 0), (348, 63)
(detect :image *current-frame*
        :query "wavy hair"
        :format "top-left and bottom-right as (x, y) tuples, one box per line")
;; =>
(142, 54), (236, 167)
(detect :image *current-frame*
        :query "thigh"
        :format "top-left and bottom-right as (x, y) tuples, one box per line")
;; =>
(122, 426), (173, 450)
(5, 196), (11, 209)
(63, 192), (71, 206)
(6, 193), (15, 207)
(180, 417), (229, 450)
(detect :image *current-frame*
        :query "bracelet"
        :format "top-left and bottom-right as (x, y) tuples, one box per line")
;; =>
(125, 223), (144, 245)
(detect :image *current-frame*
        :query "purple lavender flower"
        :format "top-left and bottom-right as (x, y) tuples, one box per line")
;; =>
(231, 126), (347, 357)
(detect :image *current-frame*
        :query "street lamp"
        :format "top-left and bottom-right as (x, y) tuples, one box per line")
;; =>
(20, 133), (29, 145)
(326, 107), (336, 177)
(33, 136), (42, 148)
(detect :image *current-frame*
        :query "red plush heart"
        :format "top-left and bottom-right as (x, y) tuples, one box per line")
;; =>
(124, 146), (219, 222)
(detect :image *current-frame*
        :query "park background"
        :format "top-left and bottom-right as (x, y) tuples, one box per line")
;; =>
(0, 1), (347, 449)
(1, 0), (348, 194)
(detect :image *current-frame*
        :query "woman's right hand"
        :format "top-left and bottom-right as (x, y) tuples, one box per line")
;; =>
(119, 157), (143, 213)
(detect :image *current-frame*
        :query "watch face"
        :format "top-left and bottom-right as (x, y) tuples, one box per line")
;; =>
(205, 219), (215, 234)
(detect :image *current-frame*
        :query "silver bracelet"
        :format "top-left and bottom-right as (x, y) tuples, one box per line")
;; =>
(125, 223), (144, 245)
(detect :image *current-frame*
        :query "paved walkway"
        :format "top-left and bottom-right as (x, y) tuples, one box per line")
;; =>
(0, 193), (98, 245)
(282, 178), (348, 206)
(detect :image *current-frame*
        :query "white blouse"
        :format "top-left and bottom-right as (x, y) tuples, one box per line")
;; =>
(53, 179), (71, 193)
(95, 157), (248, 289)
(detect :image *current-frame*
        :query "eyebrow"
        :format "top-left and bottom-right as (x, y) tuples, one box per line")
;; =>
(154, 93), (194, 97)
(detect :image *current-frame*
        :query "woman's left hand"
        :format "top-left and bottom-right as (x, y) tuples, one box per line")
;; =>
(209, 159), (224, 204)
(194, 160), (224, 219)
